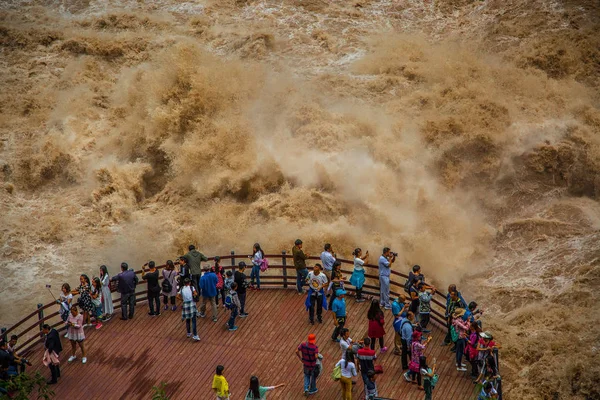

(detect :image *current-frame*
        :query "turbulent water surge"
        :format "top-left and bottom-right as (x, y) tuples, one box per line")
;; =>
(1, 0), (599, 398)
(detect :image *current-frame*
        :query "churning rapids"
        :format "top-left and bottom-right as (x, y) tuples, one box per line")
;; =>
(1, 1), (599, 398)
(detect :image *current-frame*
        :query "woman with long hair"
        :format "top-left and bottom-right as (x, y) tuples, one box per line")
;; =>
(244, 376), (284, 399)
(349, 248), (369, 302)
(420, 356), (437, 400)
(367, 299), (387, 352)
(72, 274), (95, 327)
(328, 261), (344, 310)
(99, 265), (113, 320)
(335, 349), (358, 400)
(90, 277), (103, 330)
(66, 305), (87, 364)
(59, 283), (73, 337)
(249, 243), (264, 290)
(162, 260), (178, 311)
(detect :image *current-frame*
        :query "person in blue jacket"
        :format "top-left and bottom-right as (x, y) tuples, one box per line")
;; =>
(199, 265), (218, 322)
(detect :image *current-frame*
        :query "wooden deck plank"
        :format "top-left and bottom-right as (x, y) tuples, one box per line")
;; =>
(25, 289), (475, 399)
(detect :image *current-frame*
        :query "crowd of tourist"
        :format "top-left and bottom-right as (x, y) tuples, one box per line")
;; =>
(1, 240), (502, 400)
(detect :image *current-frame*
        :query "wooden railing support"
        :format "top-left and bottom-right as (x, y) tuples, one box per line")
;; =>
(1, 327), (6, 342)
(37, 304), (44, 332)
(231, 250), (236, 272)
(282, 250), (288, 289)
(494, 348), (502, 399)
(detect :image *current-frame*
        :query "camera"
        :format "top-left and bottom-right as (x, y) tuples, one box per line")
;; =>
(390, 252), (398, 257)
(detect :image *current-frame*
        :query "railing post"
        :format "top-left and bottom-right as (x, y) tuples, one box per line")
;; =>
(0, 327), (6, 342)
(282, 250), (287, 289)
(494, 348), (502, 400)
(231, 250), (236, 272)
(37, 303), (44, 332)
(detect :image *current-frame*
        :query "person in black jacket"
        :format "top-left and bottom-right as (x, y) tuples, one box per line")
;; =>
(141, 261), (161, 316)
(111, 262), (139, 320)
(234, 261), (249, 317)
(42, 324), (62, 384)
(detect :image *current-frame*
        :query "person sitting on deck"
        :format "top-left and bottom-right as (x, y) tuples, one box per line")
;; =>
(305, 264), (328, 325)
(7, 335), (31, 376)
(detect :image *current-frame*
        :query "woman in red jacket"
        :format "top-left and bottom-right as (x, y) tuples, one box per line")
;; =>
(367, 299), (388, 352)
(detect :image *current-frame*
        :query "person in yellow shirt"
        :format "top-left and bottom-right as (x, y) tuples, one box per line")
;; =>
(212, 365), (230, 400)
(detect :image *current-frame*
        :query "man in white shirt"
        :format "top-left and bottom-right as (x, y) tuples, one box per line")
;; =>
(306, 264), (329, 324)
(320, 243), (336, 281)
(378, 247), (396, 310)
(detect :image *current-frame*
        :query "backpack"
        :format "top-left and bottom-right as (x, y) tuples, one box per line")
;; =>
(430, 372), (440, 388)
(224, 293), (233, 309)
(450, 325), (459, 343)
(161, 274), (173, 293)
(403, 278), (412, 293)
(331, 364), (341, 381)
(215, 269), (224, 290)
(259, 258), (269, 272)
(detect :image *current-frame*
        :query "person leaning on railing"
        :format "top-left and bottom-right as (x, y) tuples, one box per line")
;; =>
(292, 239), (310, 295)
(185, 245), (208, 294)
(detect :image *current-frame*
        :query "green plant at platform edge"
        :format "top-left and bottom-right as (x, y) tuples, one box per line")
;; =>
(0, 371), (54, 400)
(151, 382), (169, 400)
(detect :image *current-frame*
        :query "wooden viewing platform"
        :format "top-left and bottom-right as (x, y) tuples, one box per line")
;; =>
(4, 254), (488, 399)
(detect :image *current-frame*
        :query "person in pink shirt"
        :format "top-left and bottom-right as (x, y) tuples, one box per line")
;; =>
(405, 331), (432, 389)
(452, 308), (470, 372)
(66, 305), (87, 364)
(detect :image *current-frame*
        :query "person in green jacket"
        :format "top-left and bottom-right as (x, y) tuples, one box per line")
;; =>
(185, 244), (208, 293)
(292, 239), (310, 295)
(244, 376), (284, 399)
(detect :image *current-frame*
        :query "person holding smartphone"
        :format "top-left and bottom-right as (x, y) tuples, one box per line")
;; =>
(66, 306), (87, 364)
